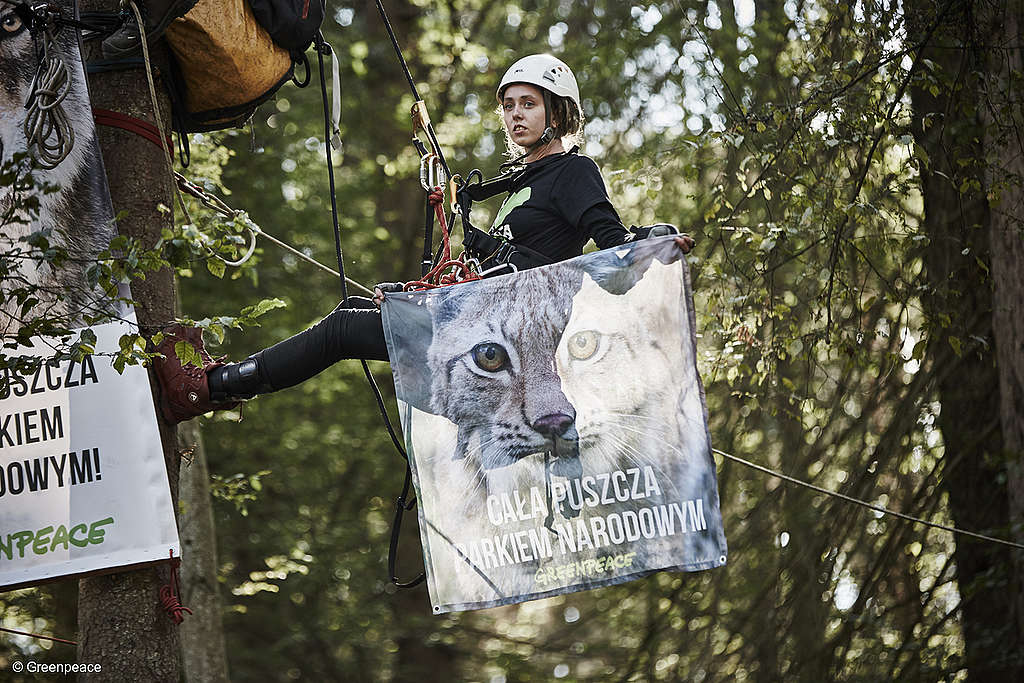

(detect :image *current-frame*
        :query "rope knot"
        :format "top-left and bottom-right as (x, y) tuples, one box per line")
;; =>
(160, 585), (193, 625)
(160, 549), (192, 625)
(427, 186), (445, 207)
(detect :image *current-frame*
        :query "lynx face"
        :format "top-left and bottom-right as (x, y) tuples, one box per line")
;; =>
(427, 267), (583, 474)
(557, 259), (705, 479)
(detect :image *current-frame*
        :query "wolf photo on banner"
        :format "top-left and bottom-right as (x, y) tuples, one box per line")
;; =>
(0, 2), (179, 592)
(381, 236), (728, 613)
(1, 0), (119, 335)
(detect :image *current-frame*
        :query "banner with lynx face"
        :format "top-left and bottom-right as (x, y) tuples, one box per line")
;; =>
(381, 236), (728, 613)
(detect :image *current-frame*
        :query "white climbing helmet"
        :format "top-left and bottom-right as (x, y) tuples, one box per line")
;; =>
(496, 54), (581, 114)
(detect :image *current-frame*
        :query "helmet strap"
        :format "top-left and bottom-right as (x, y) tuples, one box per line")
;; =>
(537, 90), (556, 147)
(500, 89), (559, 171)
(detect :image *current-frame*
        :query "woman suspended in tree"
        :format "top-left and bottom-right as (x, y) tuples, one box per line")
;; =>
(156, 54), (694, 423)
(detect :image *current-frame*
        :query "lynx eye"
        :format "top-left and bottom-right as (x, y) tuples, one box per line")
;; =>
(2, 13), (24, 34)
(471, 343), (508, 372)
(568, 331), (599, 360)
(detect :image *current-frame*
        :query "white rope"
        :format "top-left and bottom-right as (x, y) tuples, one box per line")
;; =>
(329, 43), (342, 150)
(127, 0), (192, 223)
(173, 172), (374, 296)
(713, 448), (1024, 551)
(247, 222), (374, 296)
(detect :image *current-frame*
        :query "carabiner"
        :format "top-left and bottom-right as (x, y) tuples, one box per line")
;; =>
(419, 153), (445, 192)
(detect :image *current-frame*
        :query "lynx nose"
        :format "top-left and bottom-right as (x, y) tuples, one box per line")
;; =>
(532, 413), (576, 438)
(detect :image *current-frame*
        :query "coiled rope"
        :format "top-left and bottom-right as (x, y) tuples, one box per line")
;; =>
(23, 26), (75, 169)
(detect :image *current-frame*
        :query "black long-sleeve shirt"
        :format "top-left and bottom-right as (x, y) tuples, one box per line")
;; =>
(489, 148), (631, 265)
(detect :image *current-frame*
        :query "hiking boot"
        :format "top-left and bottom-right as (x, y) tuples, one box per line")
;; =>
(153, 324), (238, 424)
(101, 0), (198, 60)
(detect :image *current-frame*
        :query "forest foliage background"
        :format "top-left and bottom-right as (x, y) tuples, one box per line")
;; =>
(2, 0), (1022, 681)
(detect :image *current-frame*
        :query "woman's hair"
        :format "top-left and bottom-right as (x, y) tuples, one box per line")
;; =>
(499, 92), (585, 159)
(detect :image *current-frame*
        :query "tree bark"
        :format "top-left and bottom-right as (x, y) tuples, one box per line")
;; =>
(908, 1), (1024, 678)
(979, 0), (1024, 649)
(78, 1), (181, 679)
(177, 420), (230, 683)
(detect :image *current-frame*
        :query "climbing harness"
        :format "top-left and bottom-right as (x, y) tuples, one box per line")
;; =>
(455, 167), (552, 273)
(362, 0), (515, 587)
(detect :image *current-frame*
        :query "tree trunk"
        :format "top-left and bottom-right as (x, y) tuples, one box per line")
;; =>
(908, 1), (1024, 678)
(78, 1), (181, 679)
(177, 420), (230, 682)
(979, 0), (1024, 652)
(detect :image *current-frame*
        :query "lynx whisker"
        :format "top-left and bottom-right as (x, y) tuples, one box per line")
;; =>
(599, 429), (683, 498)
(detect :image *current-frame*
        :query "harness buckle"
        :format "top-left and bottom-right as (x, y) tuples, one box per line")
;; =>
(478, 260), (518, 278)
(493, 241), (516, 264)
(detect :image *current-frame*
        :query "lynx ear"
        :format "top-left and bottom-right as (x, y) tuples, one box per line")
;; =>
(581, 238), (682, 295)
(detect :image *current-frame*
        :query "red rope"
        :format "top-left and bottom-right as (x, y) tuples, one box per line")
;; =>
(0, 550), (189, 645)
(159, 549), (192, 625)
(403, 186), (482, 291)
(0, 626), (77, 647)
(92, 108), (173, 152)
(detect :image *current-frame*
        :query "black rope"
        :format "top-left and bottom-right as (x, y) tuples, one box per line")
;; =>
(1, 1), (117, 36)
(372, 0), (451, 180)
(314, 32), (348, 304)
(314, 29), (424, 588)
(423, 518), (504, 600)
(389, 466), (425, 588)
(373, 0), (448, 275)
(374, 0), (420, 100)
(363, 359), (409, 461)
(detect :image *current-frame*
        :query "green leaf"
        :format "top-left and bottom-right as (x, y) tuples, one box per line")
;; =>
(948, 336), (963, 356)
(175, 340), (203, 368)
(242, 298), (287, 320)
(207, 258), (227, 278)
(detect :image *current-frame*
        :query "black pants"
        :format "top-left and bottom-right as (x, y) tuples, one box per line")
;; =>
(252, 297), (389, 392)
